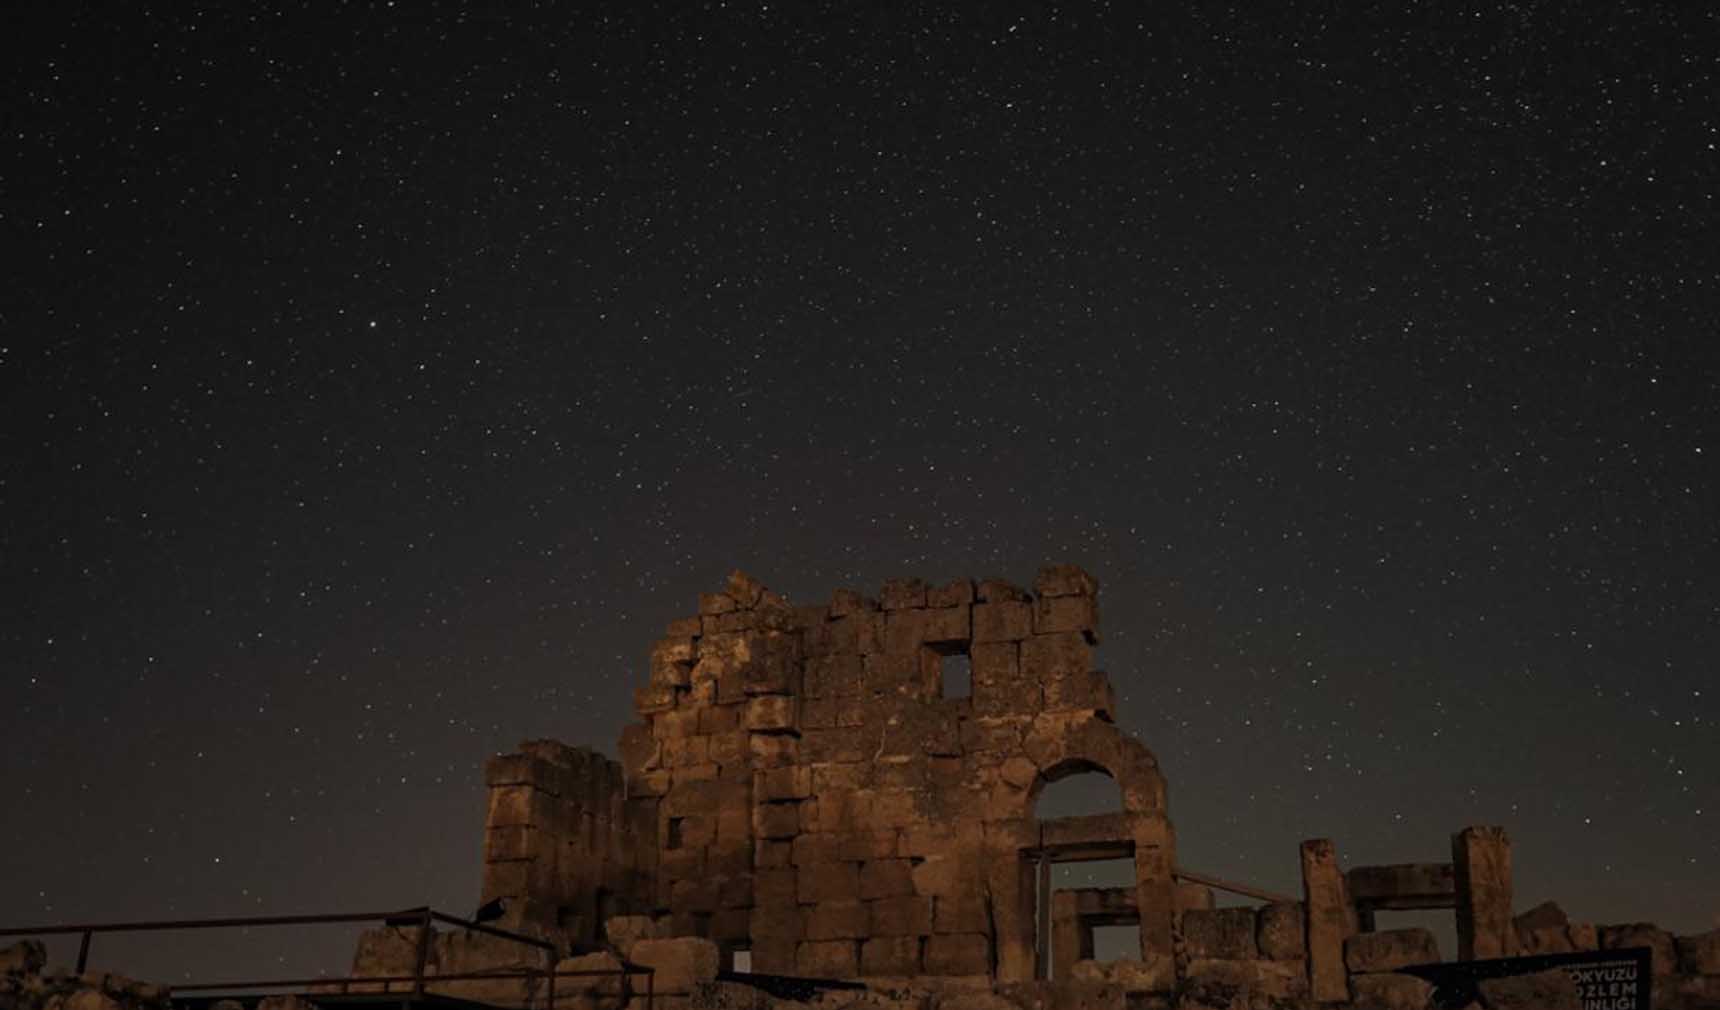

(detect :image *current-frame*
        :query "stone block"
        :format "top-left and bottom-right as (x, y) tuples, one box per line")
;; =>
(801, 727), (866, 764)
(663, 735), (709, 768)
(829, 588), (873, 617)
(697, 704), (741, 734)
(798, 861), (861, 903)
(705, 730), (748, 767)
(1255, 900), (1305, 960)
(603, 916), (660, 958)
(1675, 975), (1720, 1006)
(662, 780), (721, 817)
(629, 938), (721, 996)
(836, 830), (900, 860)
(924, 934), (990, 975)
(866, 789), (920, 828)
(1104, 957), (1176, 993)
(745, 695), (798, 733)
(870, 895), (933, 936)
(710, 906), (751, 942)
(975, 578), (1029, 602)
(0, 940), (45, 975)
(960, 716), (1027, 755)
(483, 824), (540, 862)
(922, 606), (971, 644)
(804, 654), (864, 699)
(1452, 825), (1514, 961)
(1345, 927), (1440, 972)
(800, 790), (860, 833)
(1600, 922), (1678, 976)
(792, 832), (844, 866)
(796, 940), (858, 978)
(753, 765), (811, 802)
(756, 839), (792, 868)
(812, 762), (873, 791)
(667, 813), (717, 850)
(671, 876), (721, 912)
(1182, 907), (1258, 960)
(1477, 967), (1580, 1010)
(1677, 928), (1720, 973)
(749, 904), (803, 942)
(801, 697), (860, 729)
(969, 641), (1020, 679)
(860, 936), (920, 976)
(880, 578), (928, 610)
(752, 801), (801, 840)
(803, 901), (869, 941)
(636, 683), (681, 714)
(1183, 959), (1308, 1000)
(1042, 670), (1115, 718)
(854, 611), (886, 655)
(933, 895), (989, 934)
(928, 579), (975, 607)
(1301, 837), (1354, 1002)
(754, 867), (797, 905)
(747, 733), (798, 768)
(912, 855), (977, 898)
(1033, 595), (1099, 643)
(486, 783), (557, 828)
(664, 615), (702, 638)
(1349, 972), (1435, 1010)
(972, 601), (1032, 643)
(1020, 631), (1091, 678)
(700, 592), (738, 616)
(1035, 564), (1097, 598)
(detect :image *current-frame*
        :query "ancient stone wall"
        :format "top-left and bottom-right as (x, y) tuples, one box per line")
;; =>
(613, 566), (1176, 980)
(477, 566), (1176, 980)
(480, 739), (651, 947)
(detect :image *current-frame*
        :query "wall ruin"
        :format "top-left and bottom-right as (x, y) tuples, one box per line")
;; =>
(478, 565), (1176, 981)
(452, 565), (1720, 1009)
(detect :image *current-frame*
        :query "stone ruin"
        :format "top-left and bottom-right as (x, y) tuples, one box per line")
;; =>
(381, 565), (1716, 1010)
(14, 566), (1707, 1010)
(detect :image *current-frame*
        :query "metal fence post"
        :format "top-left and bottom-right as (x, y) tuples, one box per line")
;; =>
(411, 907), (433, 1000)
(75, 930), (92, 974)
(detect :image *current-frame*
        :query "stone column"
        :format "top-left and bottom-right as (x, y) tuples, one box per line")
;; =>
(1133, 815), (1178, 965)
(1452, 825), (1514, 960)
(1301, 838), (1355, 1002)
(1050, 891), (1084, 980)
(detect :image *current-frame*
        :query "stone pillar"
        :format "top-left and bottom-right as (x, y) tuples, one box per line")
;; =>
(1133, 814), (1178, 965)
(988, 845), (1037, 982)
(1050, 892), (1085, 980)
(1453, 825), (1514, 961)
(1301, 838), (1355, 1002)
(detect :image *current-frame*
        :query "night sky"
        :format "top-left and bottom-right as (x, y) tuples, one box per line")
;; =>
(5, 1), (1716, 984)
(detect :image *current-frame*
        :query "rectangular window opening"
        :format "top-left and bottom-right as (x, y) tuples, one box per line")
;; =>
(666, 816), (685, 850)
(1092, 924), (1141, 963)
(941, 651), (971, 699)
(731, 948), (752, 973)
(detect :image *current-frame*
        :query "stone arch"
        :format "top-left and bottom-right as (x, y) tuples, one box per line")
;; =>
(1000, 714), (1177, 977)
(1014, 713), (1169, 819)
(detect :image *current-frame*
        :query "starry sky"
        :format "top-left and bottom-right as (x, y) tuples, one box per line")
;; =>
(4, 0), (1716, 984)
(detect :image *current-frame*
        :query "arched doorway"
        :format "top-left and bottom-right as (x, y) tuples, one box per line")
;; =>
(1028, 761), (1140, 979)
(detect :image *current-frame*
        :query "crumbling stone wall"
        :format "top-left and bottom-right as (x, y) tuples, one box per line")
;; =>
(481, 566), (1177, 980)
(480, 739), (652, 948)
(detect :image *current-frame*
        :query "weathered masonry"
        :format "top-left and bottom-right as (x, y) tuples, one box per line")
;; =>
(463, 567), (1720, 1007)
(479, 566), (1177, 980)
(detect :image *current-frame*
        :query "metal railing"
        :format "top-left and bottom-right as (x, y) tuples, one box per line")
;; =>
(0, 906), (654, 1010)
